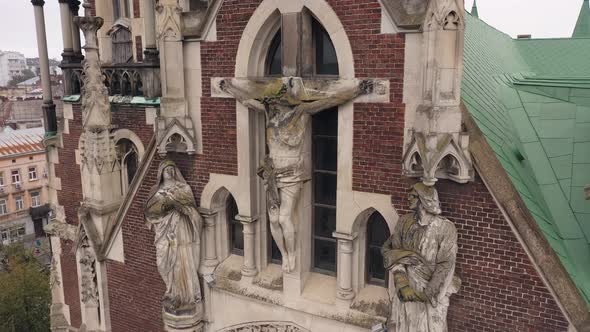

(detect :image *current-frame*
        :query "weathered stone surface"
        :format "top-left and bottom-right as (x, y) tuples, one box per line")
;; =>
(145, 160), (203, 317)
(381, 0), (428, 29)
(382, 183), (459, 332)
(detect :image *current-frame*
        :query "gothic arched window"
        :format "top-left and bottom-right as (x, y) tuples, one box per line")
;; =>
(264, 15), (338, 77)
(116, 138), (138, 194)
(313, 19), (338, 75)
(366, 212), (390, 286)
(266, 30), (282, 76)
(227, 195), (243, 256)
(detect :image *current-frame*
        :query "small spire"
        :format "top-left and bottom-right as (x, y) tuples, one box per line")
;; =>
(573, 0), (590, 37)
(471, 0), (479, 18)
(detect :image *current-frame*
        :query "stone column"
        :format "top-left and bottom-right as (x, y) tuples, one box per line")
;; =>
(32, 0), (58, 136)
(59, 0), (75, 63)
(333, 232), (355, 301)
(236, 215), (257, 277)
(70, 0), (83, 62)
(143, 0), (159, 63)
(198, 208), (218, 272)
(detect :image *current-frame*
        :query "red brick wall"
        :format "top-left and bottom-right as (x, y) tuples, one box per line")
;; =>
(56, 103), (154, 330)
(56, 110), (83, 328)
(133, 0), (140, 18)
(135, 36), (143, 62)
(440, 178), (568, 332)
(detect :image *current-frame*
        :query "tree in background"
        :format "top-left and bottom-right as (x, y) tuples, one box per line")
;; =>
(0, 243), (50, 332)
(7, 69), (37, 87)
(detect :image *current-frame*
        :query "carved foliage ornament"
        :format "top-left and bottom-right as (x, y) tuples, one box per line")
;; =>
(79, 234), (99, 305)
(424, 0), (464, 31)
(219, 322), (309, 332)
(79, 130), (119, 174)
(155, 0), (183, 42)
(80, 54), (111, 129)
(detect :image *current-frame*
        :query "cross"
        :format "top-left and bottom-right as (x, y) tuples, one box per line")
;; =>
(212, 11), (388, 272)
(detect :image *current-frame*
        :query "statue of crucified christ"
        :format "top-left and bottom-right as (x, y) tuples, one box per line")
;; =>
(219, 77), (373, 272)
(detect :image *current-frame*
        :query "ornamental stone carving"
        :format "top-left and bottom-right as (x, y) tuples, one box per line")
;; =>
(145, 160), (203, 319)
(49, 258), (61, 288)
(44, 221), (78, 241)
(382, 183), (460, 332)
(156, 0), (183, 42)
(219, 321), (309, 332)
(79, 235), (99, 305)
(219, 77), (373, 272)
(423, 0), (465, 31)
(402, 131), (472, 185)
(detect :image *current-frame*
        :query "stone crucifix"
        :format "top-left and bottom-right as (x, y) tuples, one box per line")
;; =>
(214, 11), (387, 273)
(219, 77), (372, 272)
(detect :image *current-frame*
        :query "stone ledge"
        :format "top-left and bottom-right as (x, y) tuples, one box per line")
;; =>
(212, 257), (386, 329)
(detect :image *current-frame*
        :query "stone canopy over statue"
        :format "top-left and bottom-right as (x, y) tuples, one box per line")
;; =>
(219, 77), (373, 272)
(382, 183), (460, 332)
(145, 160), (203, 317)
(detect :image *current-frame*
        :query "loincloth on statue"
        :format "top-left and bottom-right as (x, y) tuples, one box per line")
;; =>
(257, 156), (309, 208)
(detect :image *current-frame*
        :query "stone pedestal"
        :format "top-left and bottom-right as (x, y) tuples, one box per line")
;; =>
(163, 305), (204, 332)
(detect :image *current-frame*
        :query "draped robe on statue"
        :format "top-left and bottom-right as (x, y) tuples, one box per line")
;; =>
(382, 212), (459, 332)
(145, 160), (202, 313)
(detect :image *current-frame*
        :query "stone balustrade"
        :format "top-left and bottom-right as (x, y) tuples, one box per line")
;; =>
(62, 62), (161, 99)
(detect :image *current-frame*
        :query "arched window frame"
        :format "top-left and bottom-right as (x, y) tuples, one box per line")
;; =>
(226, 195), (244, 256)
(365, 211), (390, 286)
(113, 129), (145, 196)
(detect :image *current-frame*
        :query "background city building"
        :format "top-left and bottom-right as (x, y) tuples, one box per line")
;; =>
(0, 127), (50, 248)
(0, 51), (27, 87)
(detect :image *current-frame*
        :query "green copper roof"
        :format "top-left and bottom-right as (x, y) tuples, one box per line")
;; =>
(463, 12), (590, 304)
(470, 0), (479, 18)
(573, 0), (590, 38)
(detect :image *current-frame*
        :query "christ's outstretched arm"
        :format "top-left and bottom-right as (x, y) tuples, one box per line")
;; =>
(219, 78), (273, 112)
(296, 79), (373, 115)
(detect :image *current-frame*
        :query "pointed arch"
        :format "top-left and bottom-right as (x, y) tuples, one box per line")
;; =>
(234, 0), (355, 79)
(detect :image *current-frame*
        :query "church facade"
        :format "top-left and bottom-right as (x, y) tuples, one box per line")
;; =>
(31, 0), (590, 331)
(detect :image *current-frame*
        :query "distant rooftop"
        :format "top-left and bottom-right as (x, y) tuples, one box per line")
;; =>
(0, 127), (44, 158)
(17, 77), (40, 87)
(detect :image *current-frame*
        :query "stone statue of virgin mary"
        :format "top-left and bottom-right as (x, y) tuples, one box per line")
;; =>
(145, 159), (203, 315)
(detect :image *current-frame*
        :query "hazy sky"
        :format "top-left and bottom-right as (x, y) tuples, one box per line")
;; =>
(0, 0), (585, 59)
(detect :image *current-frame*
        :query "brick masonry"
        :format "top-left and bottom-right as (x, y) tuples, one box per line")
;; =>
(56, 103), (155, 329)
(133, 0), (140, 18)
(56, 1), (570, 331)
(135, 36), (143, 62)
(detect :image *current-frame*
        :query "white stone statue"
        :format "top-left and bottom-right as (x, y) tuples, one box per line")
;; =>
(145, 159), (203, 314)
(219, 77), (372, 272)
(381, 183), (460, 332)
